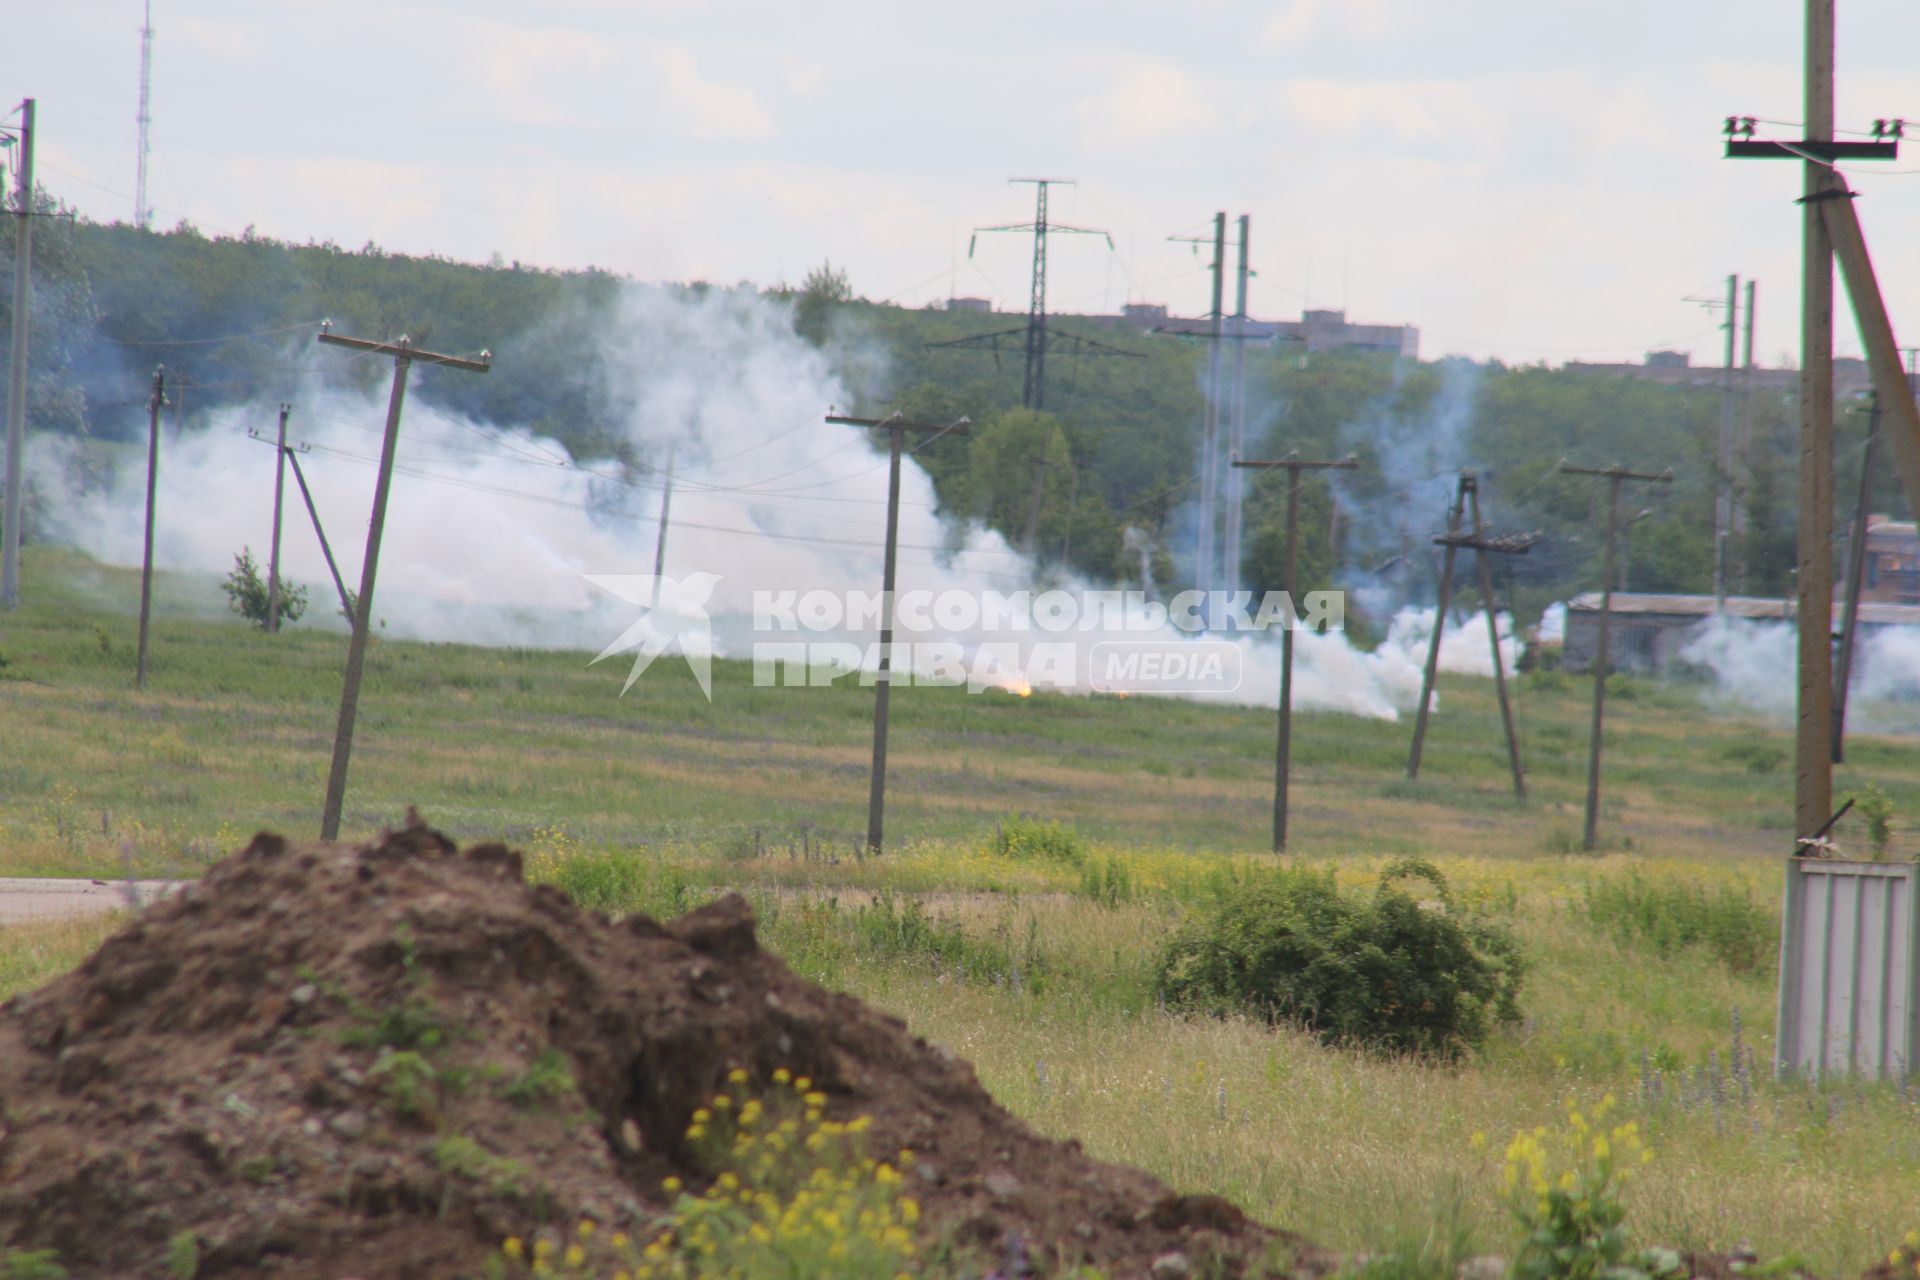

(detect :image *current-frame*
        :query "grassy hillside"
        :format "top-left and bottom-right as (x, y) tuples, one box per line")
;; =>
(2, 545), (1918, 1274)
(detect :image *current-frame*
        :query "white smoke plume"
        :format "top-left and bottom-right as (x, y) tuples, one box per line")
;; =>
(32, 285), (1520, 723)
(1679, 615), (1920, 734)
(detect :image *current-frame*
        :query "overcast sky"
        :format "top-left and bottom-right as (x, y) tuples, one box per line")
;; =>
(14, 1), (1920, 368)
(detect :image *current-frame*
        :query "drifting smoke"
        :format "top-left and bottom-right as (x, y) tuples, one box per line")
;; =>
(1679, 616), (1920, 734)
(32, 285), (1517, 721)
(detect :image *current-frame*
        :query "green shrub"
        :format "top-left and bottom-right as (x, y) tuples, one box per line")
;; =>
(1581, 872), (1775, 974)
(1155, 859), (1524, 1058)
(992, 815), (1086, 866)
(221, 547), (307, 630)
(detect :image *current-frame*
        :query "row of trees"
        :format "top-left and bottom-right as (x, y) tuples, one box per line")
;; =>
(5, 213), (1891, 633)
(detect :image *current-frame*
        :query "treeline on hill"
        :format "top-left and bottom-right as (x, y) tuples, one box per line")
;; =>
(4, 207), (1893, 630)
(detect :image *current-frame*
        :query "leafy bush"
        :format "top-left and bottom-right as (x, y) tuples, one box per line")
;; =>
(991, 815), (1086, 866)
(1581, 873), (1775, 974)
(221, 547), (306, 630)
(1155, 859), (1524, 1058)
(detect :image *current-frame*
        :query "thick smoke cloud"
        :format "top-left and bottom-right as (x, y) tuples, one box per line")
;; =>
(34, 285), (1518, 721)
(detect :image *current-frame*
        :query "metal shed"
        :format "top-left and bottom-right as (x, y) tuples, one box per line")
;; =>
(1775, 858), (1919, 1079)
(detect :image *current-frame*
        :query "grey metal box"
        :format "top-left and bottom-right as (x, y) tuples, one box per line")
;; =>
(1775, 859), (1919, 1079)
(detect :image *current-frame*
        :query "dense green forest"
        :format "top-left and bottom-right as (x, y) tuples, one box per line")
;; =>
(3, 207), (1900, 629)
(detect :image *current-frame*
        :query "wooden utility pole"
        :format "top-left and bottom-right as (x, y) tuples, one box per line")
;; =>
(135, 366), (164, 690)
(1407, 471), (1535, 799)
(1233, 452), (1357, 850)
(826, 413), (971, 854)
(1559, 462), (1674, 850)
(1833, 395), (1878, 762)
(1, 97), (34, 611)
(316, 328), (490, 841)
(265, 403), (291, 633)
(1407, 482), (1465, 780)
(652, 446), (674, 590)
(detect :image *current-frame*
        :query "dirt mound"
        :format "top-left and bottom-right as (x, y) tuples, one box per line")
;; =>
(0, 819), (1314, 1279)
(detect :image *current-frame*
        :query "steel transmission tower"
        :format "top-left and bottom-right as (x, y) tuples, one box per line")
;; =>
(135, 0), (154, 228)
(930, 178), (1139, 410)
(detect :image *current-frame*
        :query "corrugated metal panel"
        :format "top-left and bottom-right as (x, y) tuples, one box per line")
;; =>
(1776, 860), (1919, 1080)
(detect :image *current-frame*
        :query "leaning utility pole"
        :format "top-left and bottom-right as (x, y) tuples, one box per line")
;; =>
(1407, 471), (1535, 800)
(316, 327), (490, 841)
(1224, 215), (1252, 596)
(929, 180), (1136, 411)
(1559, 462), (1674, 850)
(1, 98), (35, 611)
(135, 366), (164, 689)
(652, 446), (674, 590)
(826, 413), (971, 855)
(265, 403), (291, 633)
(1233, 452), (1357, 851)
(1407, 483), (1464, 782)
(1832, 394), (1878, 762)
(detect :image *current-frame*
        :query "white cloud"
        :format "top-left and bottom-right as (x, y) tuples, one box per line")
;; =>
(1261, 0), (1393, 50)
(652, 46), (775, 141)
(1075, 58), (1216, 148)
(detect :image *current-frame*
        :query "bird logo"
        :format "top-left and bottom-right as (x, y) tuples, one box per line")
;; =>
(583, 572), (721, 701)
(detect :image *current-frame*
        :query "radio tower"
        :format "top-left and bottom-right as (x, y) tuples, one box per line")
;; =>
(134, 0), (154, 228)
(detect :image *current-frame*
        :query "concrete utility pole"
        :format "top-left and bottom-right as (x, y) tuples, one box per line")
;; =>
(1021, 459), (1051, 558)
(1224, 215), (1252, 596)
(1559, 462), (1674, 850)
(1833, 394), (1878, 762)
(316, 327), (490, 841)
(135, 366), (164, 690)
(265, 403), (291, 633)
(1, 98), (35, 611)
(1407, 471), (1535, 800)
(1715, 273), (1740, 610)
(826, 413), (972, 855)
(1198, 212), (1226, 598)
(1232, 452), (1357, 851)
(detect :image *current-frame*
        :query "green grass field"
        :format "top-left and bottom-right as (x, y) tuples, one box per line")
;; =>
(2, 544), (1917, 1275)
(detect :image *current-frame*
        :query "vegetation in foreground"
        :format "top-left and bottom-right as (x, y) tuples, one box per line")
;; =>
(1, 548), (1918, 1276)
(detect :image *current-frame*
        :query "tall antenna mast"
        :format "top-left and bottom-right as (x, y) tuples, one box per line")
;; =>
(135, 0), (154, 228)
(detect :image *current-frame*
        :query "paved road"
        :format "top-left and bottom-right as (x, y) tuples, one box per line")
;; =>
(0, 879), (184, 924)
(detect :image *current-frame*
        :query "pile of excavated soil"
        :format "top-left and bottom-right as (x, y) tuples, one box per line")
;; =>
(0, 819), (1323, 1279)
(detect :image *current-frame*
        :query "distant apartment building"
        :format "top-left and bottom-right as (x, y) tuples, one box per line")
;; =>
(1112, 305), (1420, 359)
(944, 296), (993, 314)
(1860, 515), (1920, 605)
(1563, 350), (1875, 396)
